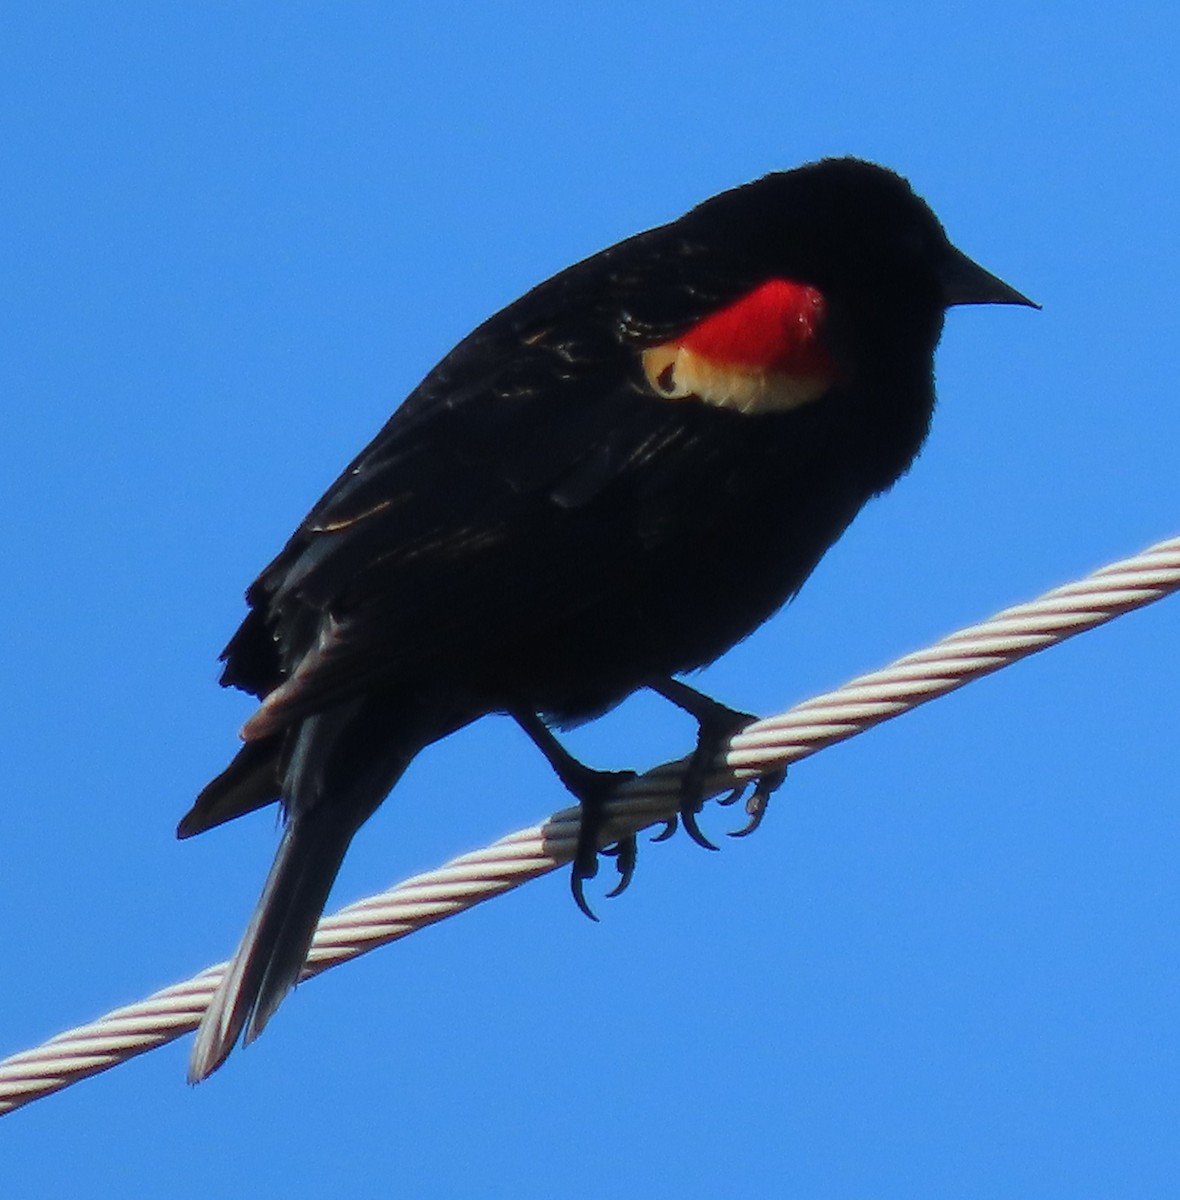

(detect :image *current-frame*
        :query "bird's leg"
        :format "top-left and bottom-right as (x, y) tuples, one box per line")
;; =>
(649, 677), (785, 842)
(511, 710), (637, 920)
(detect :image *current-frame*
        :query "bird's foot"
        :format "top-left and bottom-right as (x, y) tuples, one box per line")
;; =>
(511, 707), (642, 920)
(563, 763), (639, 920)
(650, 678), (785, 844)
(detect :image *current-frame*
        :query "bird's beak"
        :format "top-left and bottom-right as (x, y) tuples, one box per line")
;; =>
(940, 243), (1040, 309)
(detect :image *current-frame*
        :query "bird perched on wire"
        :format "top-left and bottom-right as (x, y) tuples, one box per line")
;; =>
(179, 156), (1036, 1080)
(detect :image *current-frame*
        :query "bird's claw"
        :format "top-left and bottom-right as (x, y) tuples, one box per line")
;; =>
(680, 802), (719, 851)
(727, 766), (785, 838)
(570, 866), (600, 921)
(603, 836), (638, 897)
(650, 816), (678, 843)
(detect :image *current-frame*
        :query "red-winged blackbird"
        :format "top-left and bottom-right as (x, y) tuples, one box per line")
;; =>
(181, 157), (1035, 1080)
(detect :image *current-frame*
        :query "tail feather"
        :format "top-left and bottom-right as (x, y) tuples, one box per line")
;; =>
(187, 695), (464, 1081)
(188, 805), (359, 1083)
(177, 736), (284, 839)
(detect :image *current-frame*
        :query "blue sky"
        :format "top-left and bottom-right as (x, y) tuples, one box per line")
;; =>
(2, 4), (1178, 1196)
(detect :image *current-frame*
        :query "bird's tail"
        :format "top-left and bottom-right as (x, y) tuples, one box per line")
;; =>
(188, 703), (417, 1082)
(187, 802), (365, 1082)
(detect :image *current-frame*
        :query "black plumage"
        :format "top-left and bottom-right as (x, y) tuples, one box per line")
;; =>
(181, 157), (1035, 1079)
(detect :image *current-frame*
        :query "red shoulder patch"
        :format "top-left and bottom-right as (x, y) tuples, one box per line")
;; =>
(641, 279), (835, 415)
(679, 279), (830, 375)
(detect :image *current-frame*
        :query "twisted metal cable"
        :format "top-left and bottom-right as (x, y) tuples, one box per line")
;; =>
(2, 533), (1178, 1115)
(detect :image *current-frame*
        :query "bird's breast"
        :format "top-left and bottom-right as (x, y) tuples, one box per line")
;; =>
(641, 278), (836, 415)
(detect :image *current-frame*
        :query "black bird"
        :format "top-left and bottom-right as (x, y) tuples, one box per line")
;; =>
(181, 157), (1035, 1080)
